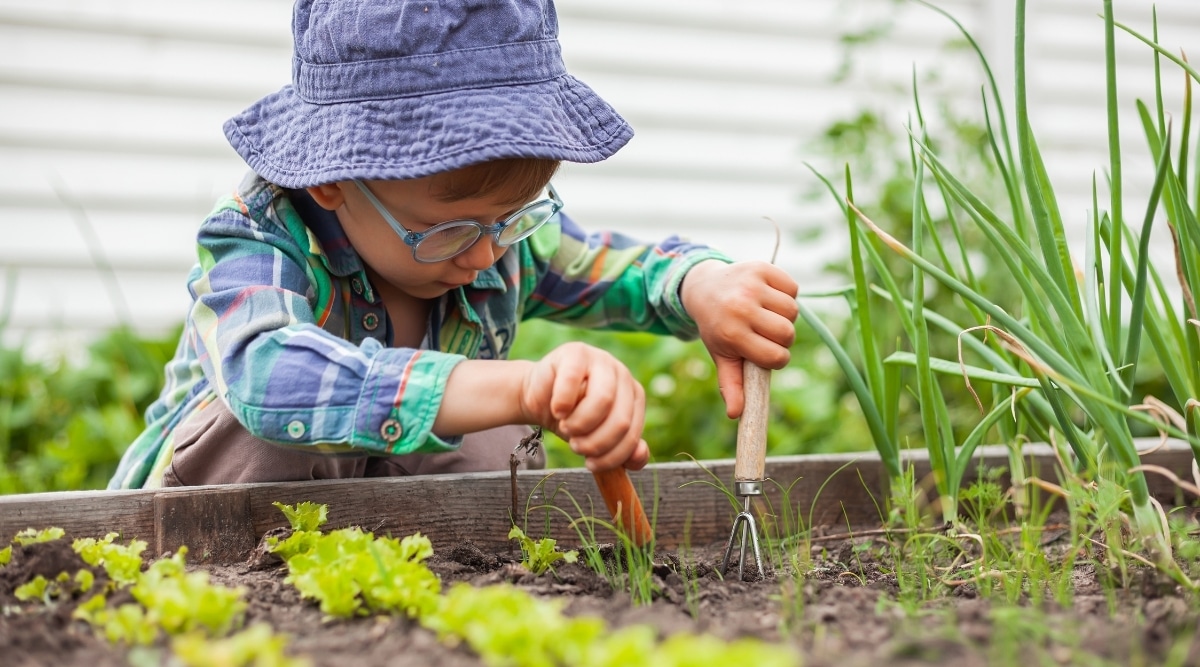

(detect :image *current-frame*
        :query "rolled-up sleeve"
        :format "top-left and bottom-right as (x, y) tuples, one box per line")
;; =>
(521, 211), (732, 338)
(191, 202), (465, 455)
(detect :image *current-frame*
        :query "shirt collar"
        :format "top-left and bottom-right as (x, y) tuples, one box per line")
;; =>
(286, 188), (365, 278)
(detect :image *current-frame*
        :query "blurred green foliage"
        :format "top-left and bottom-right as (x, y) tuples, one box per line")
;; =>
(0, 319), (876, 491)
(0, 327), (179, 494)
(508, 319), (876, 469)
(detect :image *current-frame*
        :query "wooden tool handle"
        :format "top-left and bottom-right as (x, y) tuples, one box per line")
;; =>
(592, 467), (653, 547)
(734, 360), (771, 482)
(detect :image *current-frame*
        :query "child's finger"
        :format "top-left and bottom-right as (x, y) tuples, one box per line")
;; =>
(559, 361), (618, 437)
(548, 351), (589, 422)
(568, 365), (633, 458)
(582, 422), (642, 472)
(714, 311), (794, 368)
(575, 372), (644, 467)
(762, 263), (800, 298)
(762, 286), (800, 323)
(623, 439), (650, 471)
(750, 310), (797, 353)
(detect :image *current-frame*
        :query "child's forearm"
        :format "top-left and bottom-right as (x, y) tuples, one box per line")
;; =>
(432, 359), (536, 436)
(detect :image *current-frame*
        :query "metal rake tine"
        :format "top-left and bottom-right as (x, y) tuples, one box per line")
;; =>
(720, 505), (765, 582)
(738, 518), (749, 581)
(744, 511), (763, 578)
(720, 516), (740, 575)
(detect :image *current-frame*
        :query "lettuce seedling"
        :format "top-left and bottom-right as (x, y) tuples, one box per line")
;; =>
(15, 569), (96, 603)
(13, 527), (65, 545)
(0, 545), (11, 566)
(14, 575), (50, 602)
(171, 623), (310, 667)
(267, 502), (327, 561)
(273, 501), (328, 532)
(269, 502), (441, 619)
(74, 568), (95, 593)
(280, 526), (441, 619)
(74, 533), (147, 586)
(76, 598), (160, 646)
(132, 548), (247, 637)
(429, 582), (603, 666)
(508, 525), (578, 575)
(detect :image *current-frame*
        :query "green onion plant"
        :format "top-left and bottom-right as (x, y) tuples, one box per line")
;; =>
(808, 0), (1200, 570)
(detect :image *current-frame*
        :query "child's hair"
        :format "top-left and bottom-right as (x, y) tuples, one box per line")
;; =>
(429, 158), (561, 206)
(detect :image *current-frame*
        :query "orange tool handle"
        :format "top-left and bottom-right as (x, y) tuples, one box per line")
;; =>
(592, 467), (653, 547)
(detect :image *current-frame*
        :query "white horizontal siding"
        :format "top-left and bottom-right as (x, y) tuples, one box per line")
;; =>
(1022, 0), (1197, 277)
(0, 0), (1197, 349)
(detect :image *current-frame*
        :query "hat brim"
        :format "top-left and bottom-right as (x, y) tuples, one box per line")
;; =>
(224, 75), (633, 189)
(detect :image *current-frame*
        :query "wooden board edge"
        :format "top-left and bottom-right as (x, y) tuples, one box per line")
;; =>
(0, 440), (1194, 563)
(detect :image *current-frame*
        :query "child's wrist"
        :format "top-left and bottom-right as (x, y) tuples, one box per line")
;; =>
(680, 260), (723, 319)
(437, 359), (538, 433)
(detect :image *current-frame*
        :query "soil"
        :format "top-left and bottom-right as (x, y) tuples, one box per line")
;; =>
(3, 520), (1200, 667)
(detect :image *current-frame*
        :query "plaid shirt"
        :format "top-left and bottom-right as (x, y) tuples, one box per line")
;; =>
(110, 173), (730, 489)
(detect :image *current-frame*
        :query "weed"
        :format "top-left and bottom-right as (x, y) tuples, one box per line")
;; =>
(676, 513), (703, 620)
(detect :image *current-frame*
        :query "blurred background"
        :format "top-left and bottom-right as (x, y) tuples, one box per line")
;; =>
(1, 0), (1198, 491)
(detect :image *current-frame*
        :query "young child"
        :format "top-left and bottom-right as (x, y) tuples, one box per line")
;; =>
(109, 0), (799, 490)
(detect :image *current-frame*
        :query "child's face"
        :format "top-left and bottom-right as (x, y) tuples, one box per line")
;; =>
(309, 176), (529, 300)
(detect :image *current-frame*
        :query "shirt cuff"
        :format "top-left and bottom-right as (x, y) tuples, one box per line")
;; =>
(353, 348), (468, 455)
(662, 250), (734, 338)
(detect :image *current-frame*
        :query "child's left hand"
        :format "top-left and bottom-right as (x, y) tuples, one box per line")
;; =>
(680, 260), (799, 419)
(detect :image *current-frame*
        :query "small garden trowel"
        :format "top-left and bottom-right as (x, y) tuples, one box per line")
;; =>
(592, 466), (653, 547)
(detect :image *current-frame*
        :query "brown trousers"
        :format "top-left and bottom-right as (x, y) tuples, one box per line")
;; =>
(161, 398), (544, 487)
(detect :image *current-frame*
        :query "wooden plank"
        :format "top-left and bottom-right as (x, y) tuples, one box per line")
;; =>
(0, 489), (157, 543)
(236, 441), (1197, 555)
(0, 442), (1195, 565)
(153, 488), (254, 563)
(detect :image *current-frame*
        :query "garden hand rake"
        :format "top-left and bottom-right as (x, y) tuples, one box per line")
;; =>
(720, 360), (770, 581)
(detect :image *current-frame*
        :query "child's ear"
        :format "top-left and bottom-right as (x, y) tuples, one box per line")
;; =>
(306, 182), (347, 211)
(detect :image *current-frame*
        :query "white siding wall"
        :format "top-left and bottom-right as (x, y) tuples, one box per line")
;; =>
(1, 0), (1197, 350)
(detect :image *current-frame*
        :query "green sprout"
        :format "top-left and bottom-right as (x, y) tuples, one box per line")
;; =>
(508, 525), (578, 575)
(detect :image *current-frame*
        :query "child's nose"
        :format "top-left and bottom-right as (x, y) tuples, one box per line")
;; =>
(455, 235), (501, 270)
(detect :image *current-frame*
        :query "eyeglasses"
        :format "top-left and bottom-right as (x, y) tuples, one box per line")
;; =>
(352, 180), (564, 263)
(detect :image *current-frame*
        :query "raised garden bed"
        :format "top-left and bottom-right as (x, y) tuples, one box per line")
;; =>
(3, 443), (1199, 666)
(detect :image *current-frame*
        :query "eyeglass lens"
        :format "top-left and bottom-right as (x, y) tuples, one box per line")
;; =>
(415, 199), (558, 262)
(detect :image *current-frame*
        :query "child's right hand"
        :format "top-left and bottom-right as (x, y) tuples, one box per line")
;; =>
(520, 342), (650, 473)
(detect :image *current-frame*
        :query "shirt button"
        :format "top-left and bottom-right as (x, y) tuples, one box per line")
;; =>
(362, 312), (380, 331)
(286, 420), (306, 439)
(380, 419), (402, 443)
(351, 277), (364, 295)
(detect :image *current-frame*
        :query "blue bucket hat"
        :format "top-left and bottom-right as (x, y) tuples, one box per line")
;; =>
(224, 0), (633, 189)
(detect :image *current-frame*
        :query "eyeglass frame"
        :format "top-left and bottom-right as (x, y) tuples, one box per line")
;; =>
(352, 179), (564, 263)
